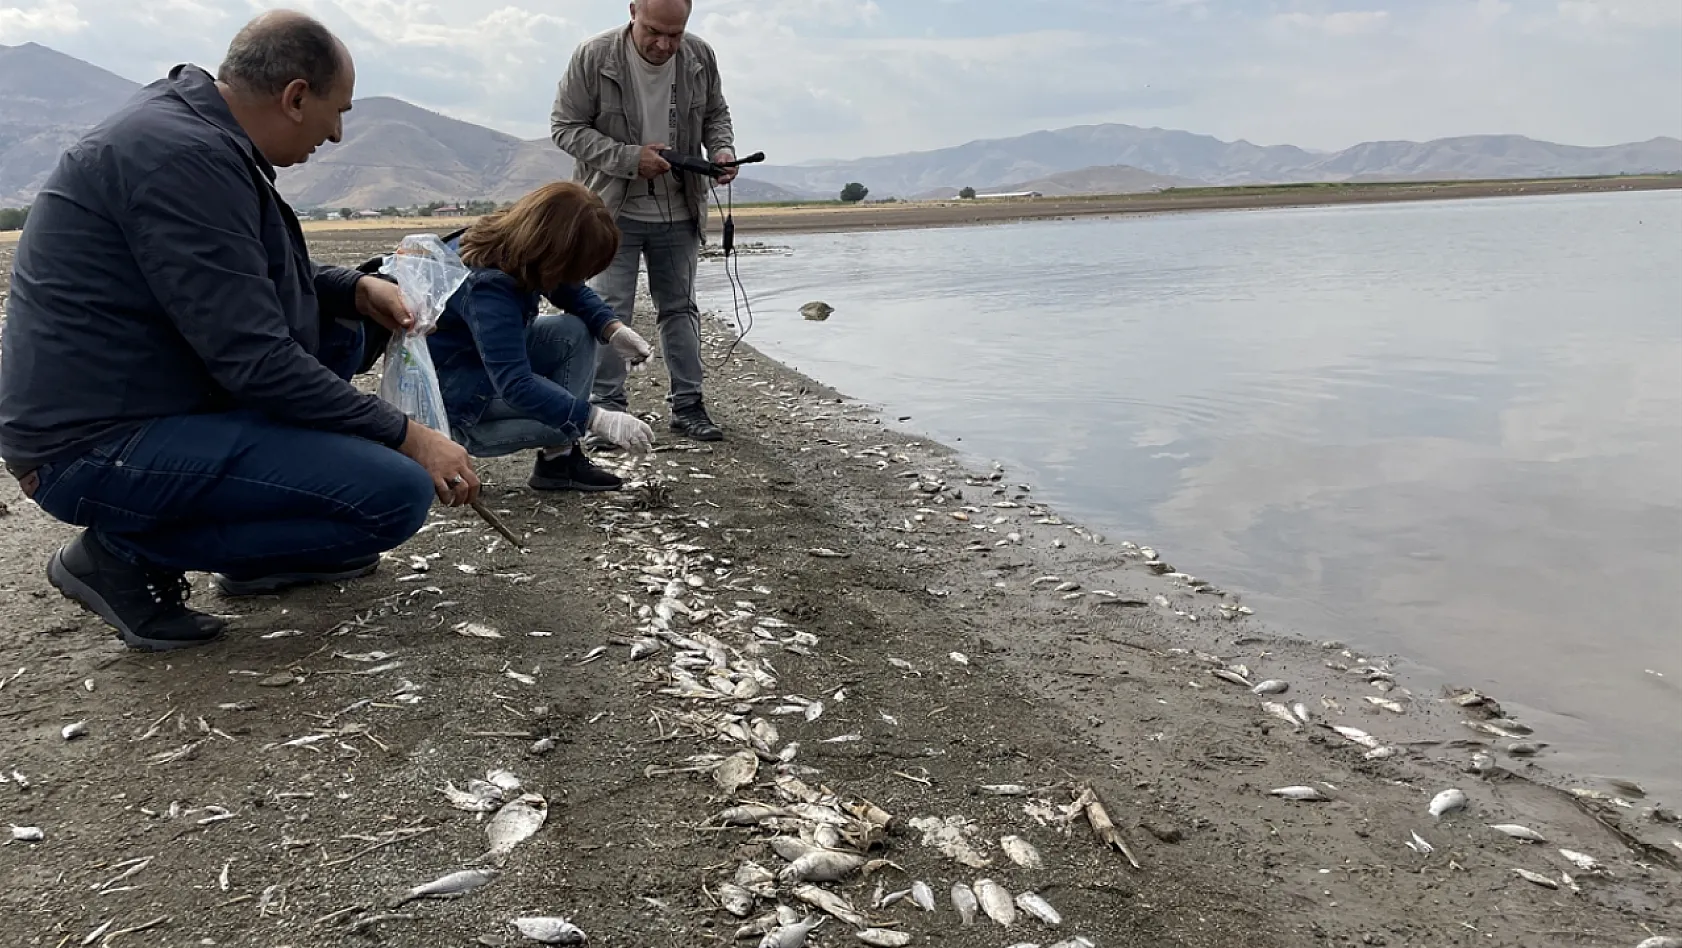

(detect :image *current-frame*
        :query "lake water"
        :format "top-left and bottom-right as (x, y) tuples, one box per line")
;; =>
(696, 190), (1682, 803)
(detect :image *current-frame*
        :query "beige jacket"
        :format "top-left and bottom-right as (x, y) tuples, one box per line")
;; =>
(550, 24), (735, 234)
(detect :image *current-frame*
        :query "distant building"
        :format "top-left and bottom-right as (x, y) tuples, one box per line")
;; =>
(434, 205), (467, 216)
(975, 190), (1044, 200)
(325, 211), (343, 221)
(356, 209), (382, 218)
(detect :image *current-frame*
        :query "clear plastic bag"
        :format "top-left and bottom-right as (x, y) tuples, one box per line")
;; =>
(375, 234), (470, 438)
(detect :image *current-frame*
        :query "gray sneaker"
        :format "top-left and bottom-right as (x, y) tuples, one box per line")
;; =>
(213, 555), (381, 597)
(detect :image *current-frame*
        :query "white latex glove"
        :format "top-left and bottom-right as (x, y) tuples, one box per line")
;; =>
(588, 405), (655, 454)
(607, 323), (653, 370)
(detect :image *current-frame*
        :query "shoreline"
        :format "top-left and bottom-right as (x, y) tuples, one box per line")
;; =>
(0, 237), (1678, 945)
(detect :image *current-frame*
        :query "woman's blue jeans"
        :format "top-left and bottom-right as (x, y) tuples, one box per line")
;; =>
(451, 314), (598, 458)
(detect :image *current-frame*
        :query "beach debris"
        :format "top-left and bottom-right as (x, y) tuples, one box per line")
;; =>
(1511, 867), (1559, 889)
(1072, 784), (1141, 869)
(1489, 823), (1547, 843)
(10, 824), (43, 841)
(483, 793), (547, 864)
(800, 301), (833, 321)
(975, 877), (1016, 926)
(1270, 786), (1329, 802)
(951, 882), (979, 925)
(909, 815), (992, 868)
(1252, 679), (1289, 695)
(509, 916), (587, 944)
(910, 880), (936, 911)
(1559, 849), (1602, 872)
(390, 868), (499, 907)
(1016, 891), (1063, 926)
(1000, 834), (1044, 869)
(1429, 789), (1468, 818)
(1406, 831), (1434, 854)
(62, 721), (88, 740)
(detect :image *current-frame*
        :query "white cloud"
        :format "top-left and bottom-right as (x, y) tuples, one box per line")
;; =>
(0, 0), (87, 39)
(1556, 0), (1682, 28)
(1272, 10), (1392, 36)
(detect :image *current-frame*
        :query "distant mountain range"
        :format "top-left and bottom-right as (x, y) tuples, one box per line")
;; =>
(3, 41), (1679, 209)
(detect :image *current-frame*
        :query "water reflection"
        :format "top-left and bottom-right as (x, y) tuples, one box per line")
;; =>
(697, 191), (1682, 800)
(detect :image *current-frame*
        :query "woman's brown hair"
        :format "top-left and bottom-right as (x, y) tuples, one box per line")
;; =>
(456, 181), (620, 293)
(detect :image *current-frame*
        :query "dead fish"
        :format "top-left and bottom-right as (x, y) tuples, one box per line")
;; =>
(1406, 831), (1434, 854)
(508, 916), (587, 944)
(1430, 789), (1468, 818)
(855, 930), (913, 947)
(1270, 786), (1329, 802)
(10, 825), (44, 841)
(1511, 867), (1559, 890)
(791, 885), (870, 928)
(442, 780), (503, 813)
(1252, 680), (1289, 695)
(1468, 752), (1496, 776)
(62, 721), (88, 740)
(717, 881), (757, 917)
(718, 805), (791, 827)
(1506, 742), (1543, 757)
(735, 861), (778, 896)
(779, 850), (866, 885)
(486, 769), (523, 794)
(804, 701), (825, 722)
(1015, 891), (1062, 926)
(974, 878), (1015, 926)
(1489, 824), (1547, 843)
(1047, 940), (1097, 948)
(951, 882), (979, 925)
(484, 793), (547, 864)
(1332, 726), (1381, 750)
(1000, 834), (1044, 869)
(911, 880), (935, 911)
(1558, 849), (1601, 872)
(1365, 696), (1405, 714)
(1292, 702), (1313, 724)
(630, 638), (663, 660)
(1605, 778), (1646, 798)
(979, 784), (1033, 796)
(759, 914), (824, 948)
(1364, 746), (1401, 761)
(1636, 938), (1682, 948)
(392, 868), (499, 906)
(714, 750), (760, 796)
(768, 836), (819, 862)
(1211, 668), (1252, 688)
(1262, 702), (1302, 729)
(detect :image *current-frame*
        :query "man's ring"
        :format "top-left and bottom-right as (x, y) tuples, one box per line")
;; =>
(447, 475), (463, 486)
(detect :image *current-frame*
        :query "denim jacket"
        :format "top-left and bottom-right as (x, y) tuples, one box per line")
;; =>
(429, 266), (618, 440)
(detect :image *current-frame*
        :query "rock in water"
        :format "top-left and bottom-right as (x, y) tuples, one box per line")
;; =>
(800, 301), (834, 321)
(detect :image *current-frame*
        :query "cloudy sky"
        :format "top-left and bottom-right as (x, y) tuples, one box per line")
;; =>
(3, 0), (1678, 161)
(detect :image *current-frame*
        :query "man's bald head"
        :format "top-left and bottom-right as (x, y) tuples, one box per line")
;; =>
(218, 9), (349, 99)
(629, 0), (691, 65)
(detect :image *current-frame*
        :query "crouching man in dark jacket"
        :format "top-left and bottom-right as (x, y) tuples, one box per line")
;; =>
(0, 10), (480, 652)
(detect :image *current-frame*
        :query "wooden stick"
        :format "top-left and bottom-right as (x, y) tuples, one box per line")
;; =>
(469, 499), (524, 548)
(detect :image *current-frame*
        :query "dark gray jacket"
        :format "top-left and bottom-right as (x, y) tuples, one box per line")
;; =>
(0, 64), (409, 474)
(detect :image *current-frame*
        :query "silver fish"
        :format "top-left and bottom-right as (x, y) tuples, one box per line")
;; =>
(974, 878), (1015, 926)
(735, 861), (778, 896)
(714, 750), (759, 796)
(1558, 849), (1601, 872)
(791, 885), (869, 928)
(62, 721), (88, 740)
(1000, 834), (1044, 869)
(768, 836), (819, 862)
(1262, 702), (1302, 729)
(855, 930), (913, 947)
(1271, 786), (1328, 802)
(10, 825), (43, 841)
(485, 793), (547, 864)
(1332, 726), (1381, 750)
(1406, 831), (1434, 854)
(1364, 746), (1401, 760)
(1252, 680), (1289, 695)
(719, 805), (791, 826)
(779, 850), (866, 885)
(508, 916), (587, 944)
(1512, 867), (1559, 889)
(759, 915), (824, 948)
(1507, 741), (1543, 757)
(1015, 891), (1062, 925)
(951, 882), (979, 925)
(1636, 938), (1682, 948)
(1365, 696), (1405, 714)
(1211, 669), (1252, 688)
(717, 881), (757, 917)
(979, 784), (1033, 796)
(1048, 939), (1097, 948)
(1429, 789), (1468, 818)
(1292, 702), (1313, 724)
(392, 868), (499, 906)
(911, 880), (936, 912)
(442, 780), (502, 812)
(1489, 823), (1547, 843)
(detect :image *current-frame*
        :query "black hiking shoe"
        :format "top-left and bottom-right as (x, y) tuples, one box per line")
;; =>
(529, 446), (624, 492)
(212, 554), (381, 597)
(47, 531), (227, 652)
(670, 403), (724, 442)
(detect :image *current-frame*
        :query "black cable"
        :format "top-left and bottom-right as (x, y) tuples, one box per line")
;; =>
(702, 177), (754, 370)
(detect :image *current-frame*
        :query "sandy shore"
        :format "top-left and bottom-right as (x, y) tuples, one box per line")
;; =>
(0, 234), (1679, 946)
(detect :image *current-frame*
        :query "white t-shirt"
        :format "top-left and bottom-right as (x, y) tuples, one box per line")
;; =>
(620, 36), (692, 223)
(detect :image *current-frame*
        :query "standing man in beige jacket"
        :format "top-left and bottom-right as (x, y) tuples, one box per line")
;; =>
(550, 0), (736, 443)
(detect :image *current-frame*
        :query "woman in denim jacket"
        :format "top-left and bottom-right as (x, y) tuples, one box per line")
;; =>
(429, 182), (657, 492)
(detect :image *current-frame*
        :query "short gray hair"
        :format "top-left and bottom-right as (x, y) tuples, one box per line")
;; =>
(217, 10), (344, 98)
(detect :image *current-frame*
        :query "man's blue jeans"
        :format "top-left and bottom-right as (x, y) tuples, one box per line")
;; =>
(27, 322), (435, 576)
(450, 314), (598, 458)
(588, 217), (704, 413)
